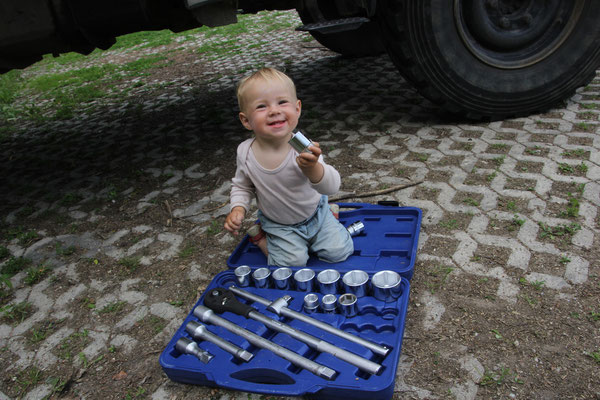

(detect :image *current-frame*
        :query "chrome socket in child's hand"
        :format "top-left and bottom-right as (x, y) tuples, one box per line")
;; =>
(252, 267), (271, 288)
(338, 293), (358, 318)
(371, 270), (402, 301)
(342, 270), (370, 298)
(294, 268), (315, 292)
(289, 131), (313, 153)
(234, 265), (252, 287)
(272, 267), (292, 290)
(317, 269), (340, 294)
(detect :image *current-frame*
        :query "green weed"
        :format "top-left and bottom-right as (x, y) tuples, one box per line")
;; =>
(119, 256), (141, 273)
(98, 301), (127, 314)
(24, 265), (50, 285)
(1, 301), (33, 324)
(1, 256), (32, 277)
(479, 366), (523, 386)
(439, 219), (458, 230)
(539, 222), (581, 239)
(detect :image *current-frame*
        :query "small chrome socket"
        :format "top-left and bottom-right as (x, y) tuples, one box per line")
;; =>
(346, 220), (365, 237)
(338, 293), (358, 317)
(321, 294), (338, 314)
(289, 131), (313, 153)
(303, 293), (319, 314)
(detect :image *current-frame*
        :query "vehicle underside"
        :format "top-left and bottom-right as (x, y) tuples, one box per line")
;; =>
(2, 0), (600, 120)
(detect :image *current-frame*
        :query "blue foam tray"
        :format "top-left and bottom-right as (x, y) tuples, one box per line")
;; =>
(160, 203), (421, 400)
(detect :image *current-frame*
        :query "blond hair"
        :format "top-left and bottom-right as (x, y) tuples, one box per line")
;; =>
(236, 67), (297, 112)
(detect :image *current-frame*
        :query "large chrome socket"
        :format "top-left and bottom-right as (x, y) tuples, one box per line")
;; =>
(342, 270), (370, 298)
(371, 270), (402, 301)
(272, 267), (292, 290)
(234, 265), (252, 287)
(252, 267), (271, 288)
(316, 269), (340, 294)
(294, 268), (315, 292)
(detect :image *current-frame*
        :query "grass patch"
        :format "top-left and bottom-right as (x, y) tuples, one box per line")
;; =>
(58, 329), (90, 361)
(119, 256), (141, 273)
(98, 300), (127, 314)
(1, 256), (32, 277)
(1, 301), (34, 324)
(24, 264), (51, 285)
(538, 222), (581, 240)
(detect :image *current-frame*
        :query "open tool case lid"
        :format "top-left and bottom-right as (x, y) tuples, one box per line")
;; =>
(227, 202), (422, 280)
(160, 203), (422, 400)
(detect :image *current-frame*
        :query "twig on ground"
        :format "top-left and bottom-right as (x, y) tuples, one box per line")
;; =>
(329, 180), (424, 202)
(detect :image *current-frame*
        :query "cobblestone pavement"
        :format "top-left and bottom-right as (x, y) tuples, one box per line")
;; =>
(1, 10), (599, 400)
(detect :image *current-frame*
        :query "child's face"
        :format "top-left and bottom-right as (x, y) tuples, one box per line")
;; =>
(239, 78), (301, 143)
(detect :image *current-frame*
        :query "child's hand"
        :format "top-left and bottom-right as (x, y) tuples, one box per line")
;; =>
(296, 142), (324, 183)
(224, 206), (246, 235)
(296, 141), (321, 168)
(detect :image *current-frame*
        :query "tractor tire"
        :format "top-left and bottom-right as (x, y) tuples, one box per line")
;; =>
(377, 0), (600, 120)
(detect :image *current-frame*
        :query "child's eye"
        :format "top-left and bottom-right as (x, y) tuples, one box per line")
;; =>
(279, 100), (289, 105)
(256, 104), (266, 109)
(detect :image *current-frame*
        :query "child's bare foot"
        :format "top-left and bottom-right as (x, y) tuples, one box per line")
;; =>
(247, 224), (268, 257)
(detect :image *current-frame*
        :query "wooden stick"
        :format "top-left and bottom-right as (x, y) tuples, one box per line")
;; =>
(329, 180), (423, 202)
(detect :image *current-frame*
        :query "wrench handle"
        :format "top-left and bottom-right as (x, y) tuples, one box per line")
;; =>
(204, 287), (254, 317)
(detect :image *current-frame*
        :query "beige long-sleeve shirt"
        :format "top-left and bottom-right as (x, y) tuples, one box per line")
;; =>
(230, 138), (341, 225)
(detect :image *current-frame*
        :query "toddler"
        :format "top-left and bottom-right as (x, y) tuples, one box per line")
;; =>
(224, 67), (353, 267)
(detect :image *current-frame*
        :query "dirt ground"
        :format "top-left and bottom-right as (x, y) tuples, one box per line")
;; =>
(1, 10), (599, 400)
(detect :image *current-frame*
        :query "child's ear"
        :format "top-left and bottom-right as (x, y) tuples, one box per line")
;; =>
(296, 99), (302, 116)
(239, 112), (252, 131)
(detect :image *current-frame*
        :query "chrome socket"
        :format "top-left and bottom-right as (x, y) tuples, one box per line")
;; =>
(342, 270), (370, 298)
(371, 270), (402, 301)
(252, 267), (271, 288)
(294, 268), (315, 292)
(338, 293), (358, 318)
(346, 220), (365, 237)
(321, 294), (337, 313)
(303, 293), (319, 314)
(289, 131), (313, 153)
(234, 265), (252, 287)
(317, 269), (340, 294)
(272, 267), (292, 290)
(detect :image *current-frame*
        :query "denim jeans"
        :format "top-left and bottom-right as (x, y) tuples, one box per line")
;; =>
(258, 195), (354, 267)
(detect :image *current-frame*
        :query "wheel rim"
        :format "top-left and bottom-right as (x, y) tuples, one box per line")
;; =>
(454, 0), (584, 69)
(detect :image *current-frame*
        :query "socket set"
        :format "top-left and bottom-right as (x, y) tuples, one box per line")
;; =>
(160, 203), (421, 400)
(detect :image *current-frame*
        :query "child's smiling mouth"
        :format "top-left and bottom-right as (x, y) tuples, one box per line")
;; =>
(268, 120), (286, 128)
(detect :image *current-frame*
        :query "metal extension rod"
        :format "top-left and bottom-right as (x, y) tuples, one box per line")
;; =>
(193, 305), (337, 381)
(186, 321), (253, 362)
(204, 288), (382, 375)
(228, 285), (391, 357)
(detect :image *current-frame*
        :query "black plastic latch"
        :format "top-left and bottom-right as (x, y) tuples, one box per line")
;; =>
(377, 200), (399, 207)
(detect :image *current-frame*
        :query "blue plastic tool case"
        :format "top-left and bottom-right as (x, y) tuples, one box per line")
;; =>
(160, 203), (422, 399)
